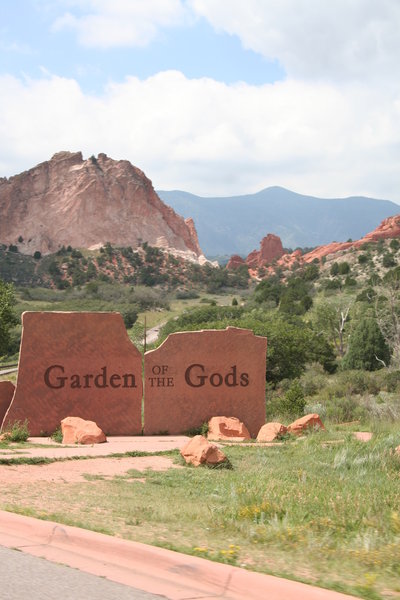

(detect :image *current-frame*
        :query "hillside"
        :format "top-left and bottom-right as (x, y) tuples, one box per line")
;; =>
(157, 187), (399, 256)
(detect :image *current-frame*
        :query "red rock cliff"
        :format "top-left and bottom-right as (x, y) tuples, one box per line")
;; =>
(0, 151), (204, 261)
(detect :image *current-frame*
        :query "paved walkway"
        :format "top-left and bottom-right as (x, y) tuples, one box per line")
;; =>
(0, 435), (191, 460)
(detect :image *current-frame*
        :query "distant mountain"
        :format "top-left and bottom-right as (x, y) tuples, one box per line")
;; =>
(157, 187), (400, 257)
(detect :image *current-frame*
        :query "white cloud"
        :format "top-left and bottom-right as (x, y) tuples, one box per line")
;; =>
(1, 71), (399, 203)
(52, 0), (188, 47)
(189, 0), (400, 83)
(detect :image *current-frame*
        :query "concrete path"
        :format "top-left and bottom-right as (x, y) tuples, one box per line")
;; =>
(0, 435), (191, 460)
(0, 511), (358, 600)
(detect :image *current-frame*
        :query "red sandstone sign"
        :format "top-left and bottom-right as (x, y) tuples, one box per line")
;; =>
(0, 381), (15, 424)
(2, 312), (142, 436)
(144, 327), (267, 437)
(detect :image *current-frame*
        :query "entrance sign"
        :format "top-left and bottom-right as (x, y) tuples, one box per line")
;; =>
(144, 327), (267, 437)
(2, 312), (142, 436)
(0, 381), (15, 424)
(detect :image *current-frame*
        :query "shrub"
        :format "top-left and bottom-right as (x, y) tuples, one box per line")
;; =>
(383, 253), (396, 268)
(122, 308), (138, 329)
(175, 289), (199, 300)
(51, 427), (63, 444)
(330, 262), (339, 276)
(342, 318), (391, 371)
(281, 380), (306, 417)
(338, 262), (350, 275)
(33, 251), (42, 260)
(2, 419), (30, 442)
(324, 396), (367, 423)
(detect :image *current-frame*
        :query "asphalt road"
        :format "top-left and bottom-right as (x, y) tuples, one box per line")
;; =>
(0, 546), (165, 600)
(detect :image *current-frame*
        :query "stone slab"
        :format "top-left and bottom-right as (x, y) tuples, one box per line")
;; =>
(1, 312), (142, 436)
(0, 381), (15, 424)
(144, 327), (266, 437)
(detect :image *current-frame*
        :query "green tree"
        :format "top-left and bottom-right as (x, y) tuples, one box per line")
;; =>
(338, 262), (350, 275)
(254, 277), (283, 306)
(122, 307), (138, 329)
(383, 253), (396, 268)
(279, 277), (313, 315)
(330, 262), (339, 276)
(342, 317), (390, 371)
(0, 279), (18, 356)
(313, 301), (351, 357)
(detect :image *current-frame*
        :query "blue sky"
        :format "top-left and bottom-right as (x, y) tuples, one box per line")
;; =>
(1, 1), (400, 203)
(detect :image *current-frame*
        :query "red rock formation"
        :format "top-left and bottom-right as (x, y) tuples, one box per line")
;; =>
(246, 234), (284, 268)
(0, 151), (204, 262)
(299, 214), (400, 264)
(238, 214), (400, 276)
(226, 255), (246, 270)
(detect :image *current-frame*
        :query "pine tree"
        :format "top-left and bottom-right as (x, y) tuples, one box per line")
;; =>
(342, 317), (390, 371)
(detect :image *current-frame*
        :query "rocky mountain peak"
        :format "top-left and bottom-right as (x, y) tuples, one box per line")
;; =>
(0, 152), (204, 262)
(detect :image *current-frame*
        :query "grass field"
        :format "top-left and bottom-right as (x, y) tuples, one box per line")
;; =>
(1, 428), (400, 599)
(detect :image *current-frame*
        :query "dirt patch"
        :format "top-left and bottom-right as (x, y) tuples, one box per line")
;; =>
(0, 456), (181, 483)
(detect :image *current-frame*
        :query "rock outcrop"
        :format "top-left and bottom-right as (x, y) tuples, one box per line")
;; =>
(302, 215), (400, 263)
(246, 234), (285, 269)
(0, 152), (204, 262)
(228, 215), (400, 273)
(226, 254), (246, 270)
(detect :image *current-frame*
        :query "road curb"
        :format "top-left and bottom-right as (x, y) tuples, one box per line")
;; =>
(0, 510), (357, 600)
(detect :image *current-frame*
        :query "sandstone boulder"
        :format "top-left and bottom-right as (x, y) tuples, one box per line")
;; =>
(61, 416), (106, 444)
(0, 381), (15, 425)
(207, 416), (251, 441)
(287, 413), (325, 435)
(180, 435), (227, 467)
(257, 422), (287, 442)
